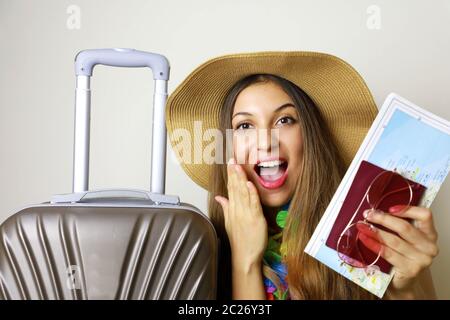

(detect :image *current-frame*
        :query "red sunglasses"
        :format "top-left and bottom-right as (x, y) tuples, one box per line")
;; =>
(336, 169), (413, 271)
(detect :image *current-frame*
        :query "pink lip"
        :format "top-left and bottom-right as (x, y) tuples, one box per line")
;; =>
(254, 157), (288, 190)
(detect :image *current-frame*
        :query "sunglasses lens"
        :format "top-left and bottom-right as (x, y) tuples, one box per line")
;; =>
(367, 171), (411, 209)
(337, 223), (380, 268)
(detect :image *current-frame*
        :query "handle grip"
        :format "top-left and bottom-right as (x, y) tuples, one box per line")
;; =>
(75, 48), (170, 80)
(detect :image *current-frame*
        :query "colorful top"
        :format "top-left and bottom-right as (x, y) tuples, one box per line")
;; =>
(263, 201), (291, 300)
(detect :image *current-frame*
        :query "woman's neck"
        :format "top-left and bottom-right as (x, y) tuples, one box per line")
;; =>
(263, 205), (282, 234)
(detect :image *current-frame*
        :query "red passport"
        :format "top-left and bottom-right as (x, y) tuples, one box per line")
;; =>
(325, 160), (426, 274)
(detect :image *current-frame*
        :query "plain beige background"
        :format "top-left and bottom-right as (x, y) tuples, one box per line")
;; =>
(1, 0), (449, 298)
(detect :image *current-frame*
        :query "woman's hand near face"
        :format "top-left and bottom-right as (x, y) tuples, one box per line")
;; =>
(215, 157), (268, 271)
(215, 157), (268, 299)
(358, 205), (439, 299)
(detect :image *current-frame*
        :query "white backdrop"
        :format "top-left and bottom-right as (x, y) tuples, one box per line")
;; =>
(1, 0), (449, 298)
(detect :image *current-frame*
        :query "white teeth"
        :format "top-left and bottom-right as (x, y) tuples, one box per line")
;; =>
(257, 160), (285, 168)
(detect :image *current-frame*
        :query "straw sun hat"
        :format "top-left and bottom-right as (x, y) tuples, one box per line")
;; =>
(165, 51), (378, 191)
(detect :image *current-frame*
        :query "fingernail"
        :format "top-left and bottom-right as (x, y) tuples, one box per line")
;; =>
(389, 204), (408, 214)
(356, 222), (377, 233)
(358, 232), (381, 253)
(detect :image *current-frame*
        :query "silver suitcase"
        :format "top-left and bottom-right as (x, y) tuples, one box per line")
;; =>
(0, 49), (218, 300)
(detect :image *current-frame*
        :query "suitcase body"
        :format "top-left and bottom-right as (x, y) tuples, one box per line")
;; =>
(0, 49), (218, 300)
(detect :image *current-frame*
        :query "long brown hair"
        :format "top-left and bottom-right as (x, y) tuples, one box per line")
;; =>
(208, 74), (376, 300)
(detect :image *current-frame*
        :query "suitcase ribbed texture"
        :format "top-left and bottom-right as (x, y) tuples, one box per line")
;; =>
(0, 205), (217, 300)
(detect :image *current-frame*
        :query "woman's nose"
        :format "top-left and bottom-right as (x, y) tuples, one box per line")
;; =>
(257, 128), (280, 152)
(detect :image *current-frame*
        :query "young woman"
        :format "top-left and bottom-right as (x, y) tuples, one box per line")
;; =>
(165, 52), (439, 300)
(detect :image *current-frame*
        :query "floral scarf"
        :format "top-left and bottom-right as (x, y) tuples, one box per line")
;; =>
(263, 200), (291, 300)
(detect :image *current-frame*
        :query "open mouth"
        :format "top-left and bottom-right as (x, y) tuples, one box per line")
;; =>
(254, 158), (288, 190)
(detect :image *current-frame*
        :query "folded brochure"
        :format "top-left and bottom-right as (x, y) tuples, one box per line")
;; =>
(304, 93), (450, 298)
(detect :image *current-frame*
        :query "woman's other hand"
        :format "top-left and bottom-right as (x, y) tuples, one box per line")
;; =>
(358, 206), (439, 299)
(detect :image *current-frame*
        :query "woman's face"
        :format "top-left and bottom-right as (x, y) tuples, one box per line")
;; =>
(231, 81), (303, 208)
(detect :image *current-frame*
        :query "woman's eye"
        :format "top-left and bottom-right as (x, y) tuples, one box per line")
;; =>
(276, 116), (295, 126)
(236, 122), (253, 130)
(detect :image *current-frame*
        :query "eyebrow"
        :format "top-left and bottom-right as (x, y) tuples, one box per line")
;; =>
(231, 103), (296, 120)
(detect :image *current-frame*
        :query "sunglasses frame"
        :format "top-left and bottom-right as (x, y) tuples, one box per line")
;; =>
(336, 168), (413, 270)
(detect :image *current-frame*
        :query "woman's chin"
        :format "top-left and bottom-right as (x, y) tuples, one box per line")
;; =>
(259, 189), (291, 208)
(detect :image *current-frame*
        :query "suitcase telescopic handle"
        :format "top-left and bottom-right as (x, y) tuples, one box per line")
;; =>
(72, 48), (170, 194)
(75, 48), (169, 80)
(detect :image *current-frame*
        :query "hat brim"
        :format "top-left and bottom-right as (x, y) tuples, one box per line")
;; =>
(166, 51), (378, 191)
